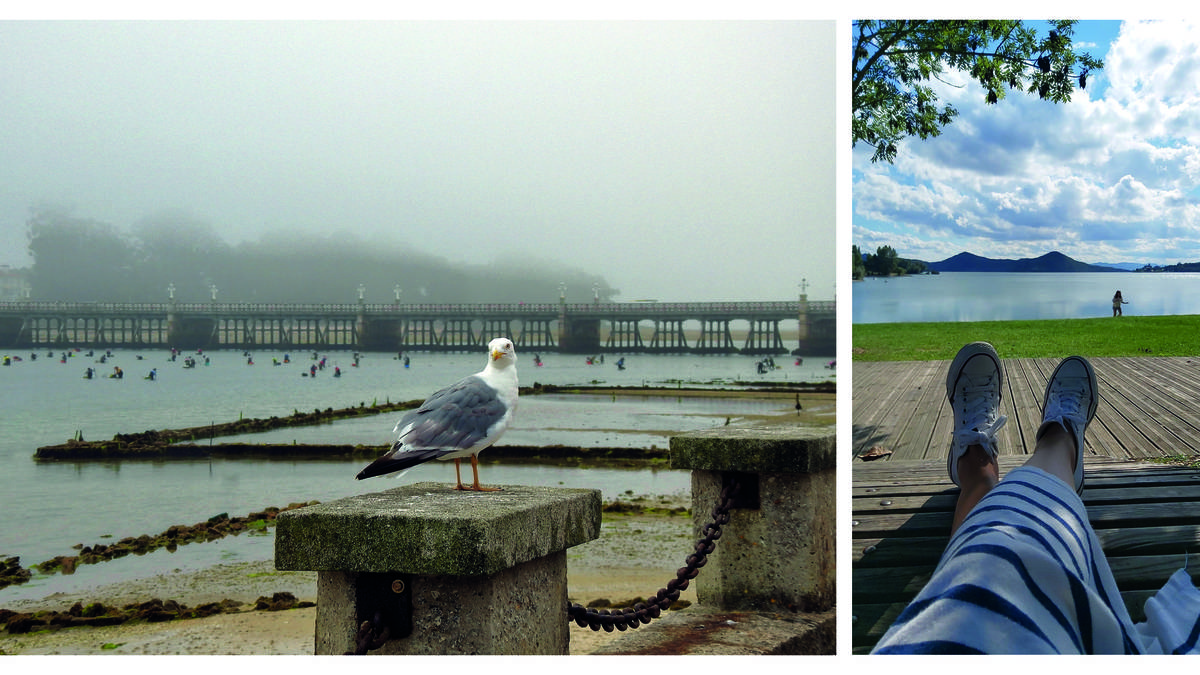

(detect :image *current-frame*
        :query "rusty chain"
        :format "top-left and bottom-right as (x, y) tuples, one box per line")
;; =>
(566, 476), (740, 632)
(346, 609), (391, 655)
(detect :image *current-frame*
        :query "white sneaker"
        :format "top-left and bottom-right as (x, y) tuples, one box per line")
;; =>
(946, 342), (1008, 487)
(1037, 356), (1097, 494)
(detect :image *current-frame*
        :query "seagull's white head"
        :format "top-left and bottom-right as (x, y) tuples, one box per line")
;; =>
(487, 337), (516, 369)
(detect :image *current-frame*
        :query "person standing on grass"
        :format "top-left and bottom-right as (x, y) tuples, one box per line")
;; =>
(1113, 290), (1129, 317)
(872, 341), (1200, 654)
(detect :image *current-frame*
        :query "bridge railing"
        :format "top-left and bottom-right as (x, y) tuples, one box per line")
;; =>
(0, 300), (832, 316)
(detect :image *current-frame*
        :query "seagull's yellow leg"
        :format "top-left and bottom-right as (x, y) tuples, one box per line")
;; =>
(466, 454), (501, 492)
(453, 458), (467, 490)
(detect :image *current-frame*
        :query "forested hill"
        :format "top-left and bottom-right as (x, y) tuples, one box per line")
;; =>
(21, 210), (617, 304)
(927, 251), (1127, 273)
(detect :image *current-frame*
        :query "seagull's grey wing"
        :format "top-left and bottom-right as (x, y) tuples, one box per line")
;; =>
(357, 375), (508, 481)
(396, 375), (509, 451)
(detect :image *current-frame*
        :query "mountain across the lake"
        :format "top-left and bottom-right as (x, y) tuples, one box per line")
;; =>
(927, 251), (1127, 273)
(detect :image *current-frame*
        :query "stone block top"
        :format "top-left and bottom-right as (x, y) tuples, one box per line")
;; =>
(275, 482), (601, 576)
(669, 424), (835, 474)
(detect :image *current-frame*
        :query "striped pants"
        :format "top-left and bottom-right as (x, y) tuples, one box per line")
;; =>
(872, 466), (1200, 654)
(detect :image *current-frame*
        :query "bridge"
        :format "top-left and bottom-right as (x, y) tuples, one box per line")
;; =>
(0, 299), (835, 355)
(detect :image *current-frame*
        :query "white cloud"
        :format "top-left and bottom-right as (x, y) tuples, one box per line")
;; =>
(855, 19), (1200, 267)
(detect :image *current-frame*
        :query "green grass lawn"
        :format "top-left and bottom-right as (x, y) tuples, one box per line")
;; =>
(853, 315), (1200, 361)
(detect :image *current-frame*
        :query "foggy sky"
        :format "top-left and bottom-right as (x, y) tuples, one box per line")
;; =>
(0, 21), (834, 302)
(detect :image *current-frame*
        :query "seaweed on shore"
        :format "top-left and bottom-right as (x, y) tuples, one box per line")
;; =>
(35, 399), (427, 459)
(0, 502), (319, 590)
(0, 593), (313, 636)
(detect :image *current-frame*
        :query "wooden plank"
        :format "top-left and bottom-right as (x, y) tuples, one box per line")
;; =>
(853, 483), (1200, 517)
(854, 524), (1200, 571)
(1097, 362), (1173, 459)
(853, 357), (1200, 462)
(852, 361), (929, 457)
(891, 363), (950, 461)
(1002, 357), (1044, 456)
(855, 501), (1200, 538)
(873, 360), (945, 458)
(1103, 358), (1200, 455)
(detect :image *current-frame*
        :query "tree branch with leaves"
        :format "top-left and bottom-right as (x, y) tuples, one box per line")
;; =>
(852, 20), (1103, 163)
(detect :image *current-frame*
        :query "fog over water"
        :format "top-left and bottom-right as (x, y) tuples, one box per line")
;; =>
(0, 21), (835, 303)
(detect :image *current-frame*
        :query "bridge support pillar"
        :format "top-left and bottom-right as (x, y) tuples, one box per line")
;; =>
(401, 319), (439, 350)
(649, 319), (688, 352)
(275, 483), (601, 655)
(605, 319), (645, 351)
(441, 319), (475, 350)
(743, 319), (786, 355)
(479, 319), (512, 345)
(696, 318), (733, 353)
(558, 315), (600, 354)
(355, 310), (367, 351)
(517, 318), (556, 350)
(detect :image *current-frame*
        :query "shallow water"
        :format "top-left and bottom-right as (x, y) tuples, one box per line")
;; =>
(0, 346), (833, 604)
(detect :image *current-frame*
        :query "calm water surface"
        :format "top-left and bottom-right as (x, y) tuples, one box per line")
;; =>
(852, 272), (1200, 323)
(0, 346), (833, 603)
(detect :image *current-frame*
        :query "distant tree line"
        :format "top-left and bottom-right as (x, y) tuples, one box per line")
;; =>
(22, 208), (617, 304)
(1134, 262), (1200, 273)
(853, 244), (926, 279)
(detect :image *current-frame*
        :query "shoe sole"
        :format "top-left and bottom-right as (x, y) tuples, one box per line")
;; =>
(1043, 356), (1097, 494)
(946, 342), (1003, 486)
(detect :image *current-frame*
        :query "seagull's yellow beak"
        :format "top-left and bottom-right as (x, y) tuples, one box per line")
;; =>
(491, 348), (504, 361)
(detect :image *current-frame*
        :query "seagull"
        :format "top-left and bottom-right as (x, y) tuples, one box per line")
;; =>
(356, 337), (518, 491)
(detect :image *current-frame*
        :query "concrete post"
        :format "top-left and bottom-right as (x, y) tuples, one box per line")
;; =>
(275, 482), (601, 655)
(669, 424), (836, 613)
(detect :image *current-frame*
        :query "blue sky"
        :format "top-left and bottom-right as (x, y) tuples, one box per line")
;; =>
(853, 19), (1200, 267)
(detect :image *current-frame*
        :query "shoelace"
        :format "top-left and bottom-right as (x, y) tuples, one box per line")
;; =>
(1041, 376), (1091, 449)
(954, 382), (1007, 456)
(1046, 376), (1087, 421)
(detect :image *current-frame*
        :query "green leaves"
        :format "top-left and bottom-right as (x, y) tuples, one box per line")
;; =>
(853, 20), (1104, 163)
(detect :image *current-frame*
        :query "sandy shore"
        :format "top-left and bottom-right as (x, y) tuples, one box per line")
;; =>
(0, 507), (695, 655)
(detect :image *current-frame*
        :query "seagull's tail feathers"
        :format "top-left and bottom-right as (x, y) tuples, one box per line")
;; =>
(355, 445), (445, 480)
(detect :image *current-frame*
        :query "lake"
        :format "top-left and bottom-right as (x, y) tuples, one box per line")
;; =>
(0, 346), (834, 603)
(852, 272), (1200, 324)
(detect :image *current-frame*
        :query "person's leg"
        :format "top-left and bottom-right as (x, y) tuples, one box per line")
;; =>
(951, 443), (999, 535)
(1030, 355), (1097, 493)
(945, 342), (1007, 533)
(1024, 420), (1077, 486)
(873, 354), (1141, 654)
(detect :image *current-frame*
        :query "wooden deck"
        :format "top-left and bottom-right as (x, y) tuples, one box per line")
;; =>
(854, 356), (1200, 461)
(851, 357), (1200, 653)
